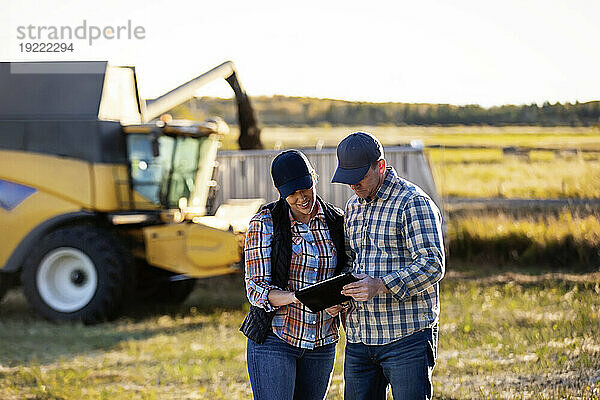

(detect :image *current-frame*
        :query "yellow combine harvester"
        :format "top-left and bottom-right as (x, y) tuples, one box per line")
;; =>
(0, 61), (262, 323)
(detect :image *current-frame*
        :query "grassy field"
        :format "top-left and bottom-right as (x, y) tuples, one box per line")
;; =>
(434, 157), (600, 198)
(0, 271), (599, 399)
(221, 125), (600, 199)
(448, 207), (600, 269)
(222, 125), (600, 151)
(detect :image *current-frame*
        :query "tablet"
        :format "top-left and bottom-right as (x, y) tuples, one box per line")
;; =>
(295, 272), (359, 313)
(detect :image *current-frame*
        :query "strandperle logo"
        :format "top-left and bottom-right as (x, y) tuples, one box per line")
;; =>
(16, 20), (146, 45)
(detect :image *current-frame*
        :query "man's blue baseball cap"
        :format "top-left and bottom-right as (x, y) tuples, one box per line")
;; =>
(331, 132), (384, 185)
(271, 150), (314, 199)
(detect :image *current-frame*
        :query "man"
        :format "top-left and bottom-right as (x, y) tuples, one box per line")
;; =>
(331, 131), (445, 400)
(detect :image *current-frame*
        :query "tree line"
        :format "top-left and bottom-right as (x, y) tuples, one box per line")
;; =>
(172, 95), (600, 126)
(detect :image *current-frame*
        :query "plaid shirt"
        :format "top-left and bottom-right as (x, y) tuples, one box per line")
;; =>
(344, 167), (445, 345)
(244, 202), (340, 349)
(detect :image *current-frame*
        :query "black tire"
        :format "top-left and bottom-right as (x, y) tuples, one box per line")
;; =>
(135, 264), (197, 305)
(21, 226), (130, 324)
(0, 271), (19, 303)
(0, 275), (9, 303)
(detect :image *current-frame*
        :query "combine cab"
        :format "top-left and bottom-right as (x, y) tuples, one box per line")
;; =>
(0, 61), (262, 323)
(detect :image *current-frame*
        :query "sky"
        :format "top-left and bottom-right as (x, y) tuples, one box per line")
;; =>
(1, 0), (599, 108)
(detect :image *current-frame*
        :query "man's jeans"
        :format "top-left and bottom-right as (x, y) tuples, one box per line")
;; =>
(344, 326), (438, 400)
(246, 333), (336, 400)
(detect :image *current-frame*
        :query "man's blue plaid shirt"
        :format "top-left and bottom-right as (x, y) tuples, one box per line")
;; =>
(343, 167), (445, 345)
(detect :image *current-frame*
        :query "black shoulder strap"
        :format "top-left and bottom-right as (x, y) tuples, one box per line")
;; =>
(318, 196), (347, 275)
(267, 198), (292, 289)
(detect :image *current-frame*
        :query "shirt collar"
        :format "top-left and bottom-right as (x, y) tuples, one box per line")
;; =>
(289, 200), (325, 227)
(376, 167), (397, 200)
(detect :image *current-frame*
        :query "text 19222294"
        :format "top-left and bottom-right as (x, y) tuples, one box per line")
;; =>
(19, 43), (74, 52)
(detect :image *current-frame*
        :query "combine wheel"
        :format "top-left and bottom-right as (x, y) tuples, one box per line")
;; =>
(22, 226), (129, 324)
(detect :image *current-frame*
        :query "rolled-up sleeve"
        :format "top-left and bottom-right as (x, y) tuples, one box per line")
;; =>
(382, 195), (445, 301)
(244, 209), (278, 311)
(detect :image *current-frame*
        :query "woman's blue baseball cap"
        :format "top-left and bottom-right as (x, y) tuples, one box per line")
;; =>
(332, 132), (384, 185)
(271, 150), (314, 199)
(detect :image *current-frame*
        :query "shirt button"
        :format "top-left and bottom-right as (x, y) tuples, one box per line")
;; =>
(311, 334), (315, 339)
(314, 268), (318, 272)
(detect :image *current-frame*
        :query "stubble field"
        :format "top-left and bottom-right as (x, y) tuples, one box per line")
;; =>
(0, 271), (599, 399)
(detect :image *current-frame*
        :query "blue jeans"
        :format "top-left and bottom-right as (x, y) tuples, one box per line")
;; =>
(246, 333), (337, 400)
(344, 326), (438, 400)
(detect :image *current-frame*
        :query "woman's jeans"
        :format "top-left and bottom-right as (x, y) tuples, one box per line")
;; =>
(247, 333), (337, 400)
(344, 327), (438, 400)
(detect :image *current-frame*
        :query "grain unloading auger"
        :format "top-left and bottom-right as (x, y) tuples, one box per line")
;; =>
(0, 61), (263, 323)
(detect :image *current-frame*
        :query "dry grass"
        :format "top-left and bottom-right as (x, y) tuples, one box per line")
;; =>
(434, 158), (600, 198)
(1, 271), (599, 399)
(448, 208), (600, 269)
(435, 271), (600, 399)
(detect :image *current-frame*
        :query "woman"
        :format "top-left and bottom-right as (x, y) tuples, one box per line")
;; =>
(240, 149), (347, 400)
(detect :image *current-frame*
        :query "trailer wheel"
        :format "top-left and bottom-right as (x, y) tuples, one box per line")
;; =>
(22, 226), (129, 324)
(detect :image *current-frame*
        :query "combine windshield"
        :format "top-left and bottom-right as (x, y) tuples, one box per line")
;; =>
(127, 134), (210, 208)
